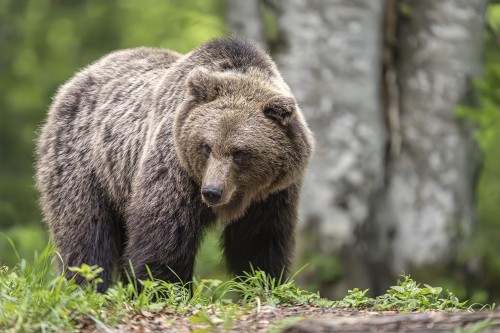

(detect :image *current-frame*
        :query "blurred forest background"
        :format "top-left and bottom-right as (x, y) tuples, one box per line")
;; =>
(1, 0), (500, 304)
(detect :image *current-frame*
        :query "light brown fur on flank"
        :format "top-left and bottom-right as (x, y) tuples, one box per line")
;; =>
(36, 38), (314, 291)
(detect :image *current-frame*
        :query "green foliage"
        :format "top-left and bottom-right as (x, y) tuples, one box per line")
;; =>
(374, 275), (467, 312)
(308, 253), (344, 284)
(454, 2), (500, 303)
(0, 245), (321, 332)
(0, 244), (126, 332)
(333, 288), (373, 309)
(194, 228), (227, 280)
(68, 264), (104, 291)
(334, 275), (479, 312)
(488, 3), (500, 32)
(456, 65), (500, 151)
(0, 228), (47, 266)
(232, 266), (323, 307)
(1, 244), (486, 332)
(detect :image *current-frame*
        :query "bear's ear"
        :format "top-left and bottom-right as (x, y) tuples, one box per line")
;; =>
(263, 96), (296, 126)
(186, 68), (221, 104)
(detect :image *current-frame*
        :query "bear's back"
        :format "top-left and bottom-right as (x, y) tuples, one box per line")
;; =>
(37, 48), (182, 211)
(87, 47), (181, 85)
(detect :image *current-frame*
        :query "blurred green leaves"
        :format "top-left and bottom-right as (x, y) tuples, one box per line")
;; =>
(455, 2), (500, 302)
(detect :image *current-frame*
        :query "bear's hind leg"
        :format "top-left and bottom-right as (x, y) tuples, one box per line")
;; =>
(43, 171), (123, 292)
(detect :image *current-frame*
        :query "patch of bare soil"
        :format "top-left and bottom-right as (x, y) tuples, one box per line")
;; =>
(84, 306), (500, 332)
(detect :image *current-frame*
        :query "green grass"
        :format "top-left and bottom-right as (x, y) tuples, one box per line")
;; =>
(0, 245), (492, 332)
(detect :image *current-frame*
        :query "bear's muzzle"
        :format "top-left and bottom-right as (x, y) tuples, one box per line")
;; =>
(201, 185), (223, 205)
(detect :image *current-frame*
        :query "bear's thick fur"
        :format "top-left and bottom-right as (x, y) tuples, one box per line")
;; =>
(36, 38), (314, 291)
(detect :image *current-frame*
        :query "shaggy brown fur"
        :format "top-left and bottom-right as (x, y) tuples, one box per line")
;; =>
(36, 38), (314, 291)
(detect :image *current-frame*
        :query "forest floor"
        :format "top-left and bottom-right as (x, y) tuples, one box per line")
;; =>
(3, 254), (499, 333)
(81, 305), (500, 333)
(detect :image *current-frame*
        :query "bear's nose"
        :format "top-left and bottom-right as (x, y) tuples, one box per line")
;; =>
(201, 186), (223, 205)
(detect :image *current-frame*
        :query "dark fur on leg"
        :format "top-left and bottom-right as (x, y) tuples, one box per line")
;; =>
(49, 173), (124, 292)
(222, 184), (300, 280)
(122, 160), (215, 290)
(123, 221), (201, 287)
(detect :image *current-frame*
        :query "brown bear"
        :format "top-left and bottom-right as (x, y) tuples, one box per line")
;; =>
(36, 38), (314, 292)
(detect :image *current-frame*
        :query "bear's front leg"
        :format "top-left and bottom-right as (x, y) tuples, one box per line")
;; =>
(222, 184), (300, 280)
(124, 215), (201, 285)
(123, 167), (212, 287)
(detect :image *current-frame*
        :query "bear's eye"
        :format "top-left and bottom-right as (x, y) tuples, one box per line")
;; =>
(232, 150), (248, 164)
(201, 143), (211, 157)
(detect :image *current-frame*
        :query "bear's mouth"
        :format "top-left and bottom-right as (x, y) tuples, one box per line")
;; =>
(202, 190), (247, 221)
(208, 199), (245, 222)
(202, 195), (232, 208)
(204, 201), (225, 208)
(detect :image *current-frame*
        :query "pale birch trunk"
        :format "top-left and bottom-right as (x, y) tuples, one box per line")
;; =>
(225, 0), (266, 48)
(275, 0), (387, 295)
(377, 0), (488, 273)
(225, 0), (488, 295)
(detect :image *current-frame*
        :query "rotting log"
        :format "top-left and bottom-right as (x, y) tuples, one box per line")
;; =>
(284, 310), (500, 333)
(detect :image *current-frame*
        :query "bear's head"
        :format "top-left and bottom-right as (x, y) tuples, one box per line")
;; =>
(174, 68), (314, 222)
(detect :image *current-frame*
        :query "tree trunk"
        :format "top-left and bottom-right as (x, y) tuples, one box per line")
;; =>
(225, 0), (488, 296)
(275, 0), (387, 296)
(377, 0), (488, 273)
(225, 0), (266, 48)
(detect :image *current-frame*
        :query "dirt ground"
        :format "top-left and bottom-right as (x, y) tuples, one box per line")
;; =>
(81, 305), (500, 332)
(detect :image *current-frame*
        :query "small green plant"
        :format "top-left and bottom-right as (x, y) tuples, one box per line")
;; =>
(68, 263), (103, 290)
(333, 288), (374, 308)
(230, 265), (322, 306)
(375, 275), (467, 311)
(334, 275), (471, 312)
